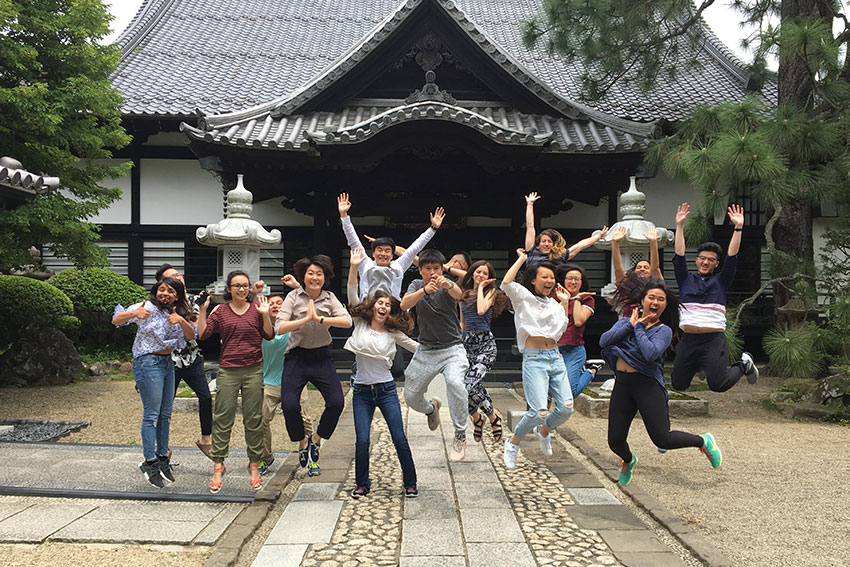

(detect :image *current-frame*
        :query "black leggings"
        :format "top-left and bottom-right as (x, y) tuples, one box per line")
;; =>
(281, 346), (344, 442)
(671, 332), (744, 392)
(607, 370), (703, 463)
(174, 356), (212, 436)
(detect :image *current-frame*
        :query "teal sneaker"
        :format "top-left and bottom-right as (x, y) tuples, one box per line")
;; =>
(699, 433), (722, 468)
(307, 460), (321, 477)
(619, 454), (637, 485)
(257, 456), (275, 475)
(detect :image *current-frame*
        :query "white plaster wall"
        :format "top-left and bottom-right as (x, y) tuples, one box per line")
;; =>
(637, 173), (702, 226)
(252, 197), (314, 227)
(89, 159), (132, 224)
(140, 159), (224, 224)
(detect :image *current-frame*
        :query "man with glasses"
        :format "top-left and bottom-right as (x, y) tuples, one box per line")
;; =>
(670, 203), (758, 392)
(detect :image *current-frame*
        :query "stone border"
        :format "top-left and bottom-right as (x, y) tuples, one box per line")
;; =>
(202, 457), (299, 567)
(0, 419), (91, 442)
(575, 392), (709, 418)
(556, 426), (735, 567)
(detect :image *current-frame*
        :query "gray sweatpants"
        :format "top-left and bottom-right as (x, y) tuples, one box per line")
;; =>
(403, 344), (470, 434)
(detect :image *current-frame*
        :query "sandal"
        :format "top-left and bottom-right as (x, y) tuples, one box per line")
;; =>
(490, 412), (503, 442)
(472, 414), (486, 443)
(195, 439), (212, 460)
(209, 463), (226, 494)
(248, 462), (262, 490)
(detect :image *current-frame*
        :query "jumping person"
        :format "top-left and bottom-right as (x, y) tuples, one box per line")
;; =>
(198, 271), (274, 493)
(501, 250), (573, 469)
(275, 255), (353, 477)
(524, 192), (608, 266)
(401, 249), (470, 461)
(555, 263), (604, 398)
(609, 225), (663, 317)
(671, 203), (758, 392)
(457, 260), (510, 442)
(113, 277), (196, 488)
(599, 276), (722, 485)
(345, 248), (419, 498)
(258, 295), (313, 475)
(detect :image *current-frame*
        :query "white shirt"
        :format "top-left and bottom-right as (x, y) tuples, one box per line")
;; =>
(500, 282), (568, 352)
(343, 319), (419, 384)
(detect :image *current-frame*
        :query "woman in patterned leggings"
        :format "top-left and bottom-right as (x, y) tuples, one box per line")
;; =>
(457, 261), (510, 442)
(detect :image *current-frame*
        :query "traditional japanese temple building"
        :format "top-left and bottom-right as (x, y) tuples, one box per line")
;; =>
(45, 0), (794, 348)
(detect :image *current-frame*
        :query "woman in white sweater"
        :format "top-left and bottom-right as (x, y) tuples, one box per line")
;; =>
(345, 249), (420, 498)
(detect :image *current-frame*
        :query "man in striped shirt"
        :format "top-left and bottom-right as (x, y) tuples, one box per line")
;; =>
(670, 203), (758, 392)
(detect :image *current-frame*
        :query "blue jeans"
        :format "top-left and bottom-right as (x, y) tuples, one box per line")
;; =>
(352, 381), (417, 490)
(133, 353), (175, 461)
(514, 348), (573, 439)
(559, 345), (594, 399)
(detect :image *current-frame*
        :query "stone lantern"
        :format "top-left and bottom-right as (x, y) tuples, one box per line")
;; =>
(592, 176), (674, 300)
(196, 173), (281, 300)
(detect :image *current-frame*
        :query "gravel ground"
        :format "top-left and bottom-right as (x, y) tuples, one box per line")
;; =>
(564, 374), (850, 567)
(0, 542), (210, 567)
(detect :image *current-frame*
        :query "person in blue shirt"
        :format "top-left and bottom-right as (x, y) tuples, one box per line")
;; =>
(671, 203), (758, 392)
(600, 276), (722, 486)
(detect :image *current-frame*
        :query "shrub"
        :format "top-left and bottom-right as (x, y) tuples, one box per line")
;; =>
(48, 267), (146, 346)
(763, 322), (827, 378)
(724, 308), (744, 364)
(0, 275), (80, 346)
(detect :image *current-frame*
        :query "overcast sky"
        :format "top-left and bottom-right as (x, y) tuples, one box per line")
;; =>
(103, 0), (757, 63)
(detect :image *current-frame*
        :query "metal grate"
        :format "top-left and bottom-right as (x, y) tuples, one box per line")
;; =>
(143, 240), (184, 286)
(41, 241), (129, 276)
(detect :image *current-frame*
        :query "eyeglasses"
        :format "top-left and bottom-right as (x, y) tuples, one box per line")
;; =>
(229, 283), (250, 289)
(564, 276), (582, 282)
(696, 256), (718, 263)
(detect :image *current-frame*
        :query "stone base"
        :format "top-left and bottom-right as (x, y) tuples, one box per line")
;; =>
(575, 392), (708, 418)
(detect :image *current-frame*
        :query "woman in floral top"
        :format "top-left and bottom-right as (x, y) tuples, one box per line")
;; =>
(113, 277), (196, 488)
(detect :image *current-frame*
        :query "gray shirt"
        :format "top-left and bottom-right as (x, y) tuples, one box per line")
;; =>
(406, 279), (462, 349)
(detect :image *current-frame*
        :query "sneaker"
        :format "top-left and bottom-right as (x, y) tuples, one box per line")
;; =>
(503, 437), (519, 469)
(298, 446), (309, 468)
(656, 446), (668, 454)
(157, 455), (175, 483)
(449, 432), (466, 462)
(619, 455), (638, 485)
(426, 398), (442, 431)
(258, 456), (275, 475)
(741, 352), (759, 384)
(585, 359), (606, 374)
(405, 486), (419, 498)
(351, 486), (370, 499)
(307, 460), (322, 477)
(534, 424), (553, 457)
(308, 436), (321, 464)
(699, 433), (722, 468)
(139, 460), (165, 488)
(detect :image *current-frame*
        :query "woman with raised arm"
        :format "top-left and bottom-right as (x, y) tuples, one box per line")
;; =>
(345, 248), (420, 498)
(524, 192), (608, 266)
(113, 277), (196, 488)
(610, 225), (664, 317)
(555, 263), (604, 398)
(198, 271), (274, 493)
(275, 255), (353, 477)
(457, 260), (510, 442)
(500, 250), (573, 468)
(599, 277), (721, 486)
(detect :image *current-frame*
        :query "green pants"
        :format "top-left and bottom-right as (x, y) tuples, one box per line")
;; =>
(211, 362), (264, 463)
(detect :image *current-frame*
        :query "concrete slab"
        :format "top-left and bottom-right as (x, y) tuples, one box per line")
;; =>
(301, 469), (348, 482)
(415, 466), (452, 491)
(50, 517), (209, 544)
(454, 482), (511, 509)
(194, 504), (244, 544)
(250, 544), (308, 567)
(466, 542), (536, 567)
(265, 501), (343, 544)
(83, 500), (225, 522)
(0, 498), (31, 522)
(400, 557), (467, 567)
(0, 426), (13, 435)
(599, 529), (670, 552)
(569, 505), (646, 530)
(449, 461), (499, 483)
(401, 518), (463, 556)
(459, 442), (490, 462)
(0, 501), (97, 543)
(403, 490), (457, 520)
(553, 472), (603, 487)
(615, 551), (689, 567)
(291, 482), (341, 502)
(568, 487), (622, 506)
(460, 509), (524, 542)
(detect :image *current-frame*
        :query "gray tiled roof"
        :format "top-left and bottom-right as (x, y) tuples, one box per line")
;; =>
(112, 0), (766, 122)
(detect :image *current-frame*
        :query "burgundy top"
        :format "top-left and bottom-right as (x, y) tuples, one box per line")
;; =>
(200, 303), (273, 368)
(557, 295), (595, 347)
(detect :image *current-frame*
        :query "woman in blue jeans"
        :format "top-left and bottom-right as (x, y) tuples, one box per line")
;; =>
(500, 250), (573, 468)
(555, 263), (604, 398)
(112, 277), (196, 488)
(345, 248), (419, 498)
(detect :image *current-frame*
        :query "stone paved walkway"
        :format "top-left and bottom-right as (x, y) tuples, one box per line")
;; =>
(250, 382), (694, 567)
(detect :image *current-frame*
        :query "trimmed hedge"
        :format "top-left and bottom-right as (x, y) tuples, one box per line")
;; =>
(0, 275), (80, 346)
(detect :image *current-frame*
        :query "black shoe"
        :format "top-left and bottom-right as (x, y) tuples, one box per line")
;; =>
(405, 486), (419, 498)
(351, 486), (370, 499)
(139, 460), (165, 488)
(157, 455), (175, 483)
(308, 436), (320, 463)
(298, 446), (309, 468)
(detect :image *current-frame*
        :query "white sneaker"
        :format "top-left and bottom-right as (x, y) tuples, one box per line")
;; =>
(449, 433), (466, 462)
(534, 424), (553, 456)
(503, 437), (519, 469)
(741, 352), (759, 384)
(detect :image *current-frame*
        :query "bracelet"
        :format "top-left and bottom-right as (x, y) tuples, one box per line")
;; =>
(733, 227), (743, 232)
(320, 317), (325, 325)
(430, 224), (438, 231)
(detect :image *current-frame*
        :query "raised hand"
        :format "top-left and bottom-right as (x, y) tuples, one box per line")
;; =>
(306, 299), (318, 322)
(727, 204), (745, 228)
(629, 307), (640, 327)
(525, 192), (541, 205)
(612, 225), (626, 242)
(255, 295), (270, 315)
(252, 280), (265, 296)
(481, 278), (496, 288)
(675, 203), (690, 226)
(643, 225), (658, 241)
(350, 247), (365, 268)
(435, 275), (453, 290)
(337, 193), (352, 216)
(576, 291), (597, 299)
(363, 234), (376, 243)
(430, 206), (446, 229)
(135, 305), (152, 320)
(424, 276), (440, 294)
(638, 309), (659, 326)
(554, 284), (570, 302)
(280, 274), (300, 289)
(200, 294), (212, 312)
(516, 248), (527, 258)
(598, 225), (609, 239)
(166, 306), (182, 325)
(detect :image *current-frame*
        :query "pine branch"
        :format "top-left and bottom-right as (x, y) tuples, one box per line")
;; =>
(733, 272), (817, 327)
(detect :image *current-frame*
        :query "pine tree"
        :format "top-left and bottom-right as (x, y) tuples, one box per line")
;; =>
(524, 1), (850, 322)
(0, 0), (131, 271)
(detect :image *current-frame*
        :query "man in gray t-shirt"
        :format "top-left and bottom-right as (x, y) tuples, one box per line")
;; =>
(401, 250), (469, 461)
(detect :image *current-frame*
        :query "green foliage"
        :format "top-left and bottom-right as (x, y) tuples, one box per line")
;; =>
(0, 274), (80, 345)
(0, 0), (131, 271)
(725, 308), (744, 363)
(763, 322), (828, 378)
(48, 267), (146, 345)
(76, 343), (132, 364)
